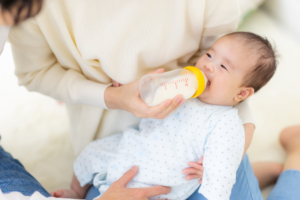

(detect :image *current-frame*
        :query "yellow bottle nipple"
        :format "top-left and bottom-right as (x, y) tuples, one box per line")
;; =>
(184, 66), (207, 98)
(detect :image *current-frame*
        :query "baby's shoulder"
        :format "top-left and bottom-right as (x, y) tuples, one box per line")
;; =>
(207, 106), (243, 130)
(214, 107), (241, 123)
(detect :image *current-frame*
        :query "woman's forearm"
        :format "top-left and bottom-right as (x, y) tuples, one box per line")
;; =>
(243, 123), (255, 157)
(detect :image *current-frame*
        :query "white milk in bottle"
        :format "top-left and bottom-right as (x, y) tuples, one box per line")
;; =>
(139, 66), (207, 107)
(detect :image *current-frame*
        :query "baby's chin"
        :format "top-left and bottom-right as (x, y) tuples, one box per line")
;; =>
(196, 95), (215, 105)
(196, 95), (236, 106)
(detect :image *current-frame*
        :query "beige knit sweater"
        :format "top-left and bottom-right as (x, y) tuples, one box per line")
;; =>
(9, 0), (253, 155)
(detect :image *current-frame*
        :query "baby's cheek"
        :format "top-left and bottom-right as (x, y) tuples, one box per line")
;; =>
(211, 83), (228, 99)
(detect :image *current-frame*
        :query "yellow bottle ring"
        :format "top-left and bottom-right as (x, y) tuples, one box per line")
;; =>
(184, 66), (206, 98)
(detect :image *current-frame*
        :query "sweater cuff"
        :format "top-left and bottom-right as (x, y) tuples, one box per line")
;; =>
(234, 99), (256, 127)
(74, 79), (112, 109)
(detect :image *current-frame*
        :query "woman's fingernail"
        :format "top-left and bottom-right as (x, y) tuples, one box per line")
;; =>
(179, 99), (185, 105)
(176, 95), (183, 103)
(166, 100), (171, 106)
(155, 68), (162, 72)
(131, 166), (138, 171)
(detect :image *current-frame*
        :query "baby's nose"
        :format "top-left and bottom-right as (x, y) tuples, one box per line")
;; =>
(204, 63), (215, 73)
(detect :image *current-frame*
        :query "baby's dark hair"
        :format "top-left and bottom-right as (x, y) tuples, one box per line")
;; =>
(0, 0), (43, 24)
(226, 32), (278, 93)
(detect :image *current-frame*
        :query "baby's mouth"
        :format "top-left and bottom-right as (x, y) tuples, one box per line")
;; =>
(207, 80), (211, 87)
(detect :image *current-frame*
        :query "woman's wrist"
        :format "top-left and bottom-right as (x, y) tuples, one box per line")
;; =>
(104, 86), (121, 110)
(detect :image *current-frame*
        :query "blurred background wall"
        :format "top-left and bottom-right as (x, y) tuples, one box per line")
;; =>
(263, 0), (300, 42)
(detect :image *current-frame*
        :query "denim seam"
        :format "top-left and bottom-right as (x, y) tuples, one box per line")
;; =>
(242, 158), (255, 200)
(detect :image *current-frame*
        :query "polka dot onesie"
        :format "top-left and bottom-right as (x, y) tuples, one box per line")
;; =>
(74, 99), (245, 200)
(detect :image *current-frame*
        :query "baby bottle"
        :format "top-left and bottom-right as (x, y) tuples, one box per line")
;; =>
(139, 66), (208, 107)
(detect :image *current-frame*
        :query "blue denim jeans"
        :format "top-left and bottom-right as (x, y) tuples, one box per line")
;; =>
(0, 146), (50, 197)
(267, 170), (300, 200)
(86, 154), (264, 200)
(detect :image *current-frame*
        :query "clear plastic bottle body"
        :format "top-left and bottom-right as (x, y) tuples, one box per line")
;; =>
(139, 68), (201, 107)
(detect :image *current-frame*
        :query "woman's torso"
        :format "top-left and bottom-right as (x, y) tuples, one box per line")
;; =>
(38, 0), (206, 84)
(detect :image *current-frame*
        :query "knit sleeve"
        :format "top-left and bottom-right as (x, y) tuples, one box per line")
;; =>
(234, 99), (256, 126)
(188, 0), (240, 65)
(9, 18), (110, 109)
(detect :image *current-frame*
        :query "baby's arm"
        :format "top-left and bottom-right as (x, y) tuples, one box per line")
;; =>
(199, 111), (245, 200)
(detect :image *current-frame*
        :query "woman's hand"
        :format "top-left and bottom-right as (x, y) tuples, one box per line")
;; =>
(97, 166), (171, 200)
(105, 69), (185, 119)
(182, 157), (204, 184)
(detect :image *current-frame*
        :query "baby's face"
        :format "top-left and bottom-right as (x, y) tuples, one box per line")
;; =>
(195, 36), (256, 106)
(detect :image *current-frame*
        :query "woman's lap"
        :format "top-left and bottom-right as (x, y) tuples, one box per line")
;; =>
(0, 145), (50, 197)
(267, 169), (300, 200)
(86, 154), (263, 200)
(86, 186), (100, 200)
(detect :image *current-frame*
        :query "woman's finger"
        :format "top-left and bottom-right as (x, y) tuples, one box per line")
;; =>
(141, 99), (172, 118)
(115, 166), (139, 187)
(157, 95), (183, 117)
(146, 68), (164, 75)
(153, 95), (183, 119)
(130, 97), (153, 118)
(134, 185), (171, 198)
(161, 98), (185, 119)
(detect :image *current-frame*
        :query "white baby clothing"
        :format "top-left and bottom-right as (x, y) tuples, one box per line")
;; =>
(74, 99), (245, 200)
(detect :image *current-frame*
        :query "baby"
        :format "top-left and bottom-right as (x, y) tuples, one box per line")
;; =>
(53, 32), (277, 200)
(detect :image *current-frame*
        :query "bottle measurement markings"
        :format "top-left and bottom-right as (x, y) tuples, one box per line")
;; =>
(160, 78), (189, 90)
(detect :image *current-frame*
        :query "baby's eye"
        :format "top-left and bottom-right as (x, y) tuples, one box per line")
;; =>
(221, 64), (227, 70)
(206, 53), (211, 58)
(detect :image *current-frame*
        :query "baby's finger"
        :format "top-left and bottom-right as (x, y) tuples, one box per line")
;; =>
(112, 81), (121, 87)
(185, 174), (202, 180)
(182, 168), (203, 176)
(51, 190), (63, 198)
(197, 156), (204, 164)
(187, 162), (204, 171)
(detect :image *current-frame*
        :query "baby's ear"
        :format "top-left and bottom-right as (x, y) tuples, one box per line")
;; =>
(235, 87), (254, 102)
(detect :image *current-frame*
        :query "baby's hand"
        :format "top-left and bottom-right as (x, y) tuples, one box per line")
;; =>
(182, 157), (204, 184)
